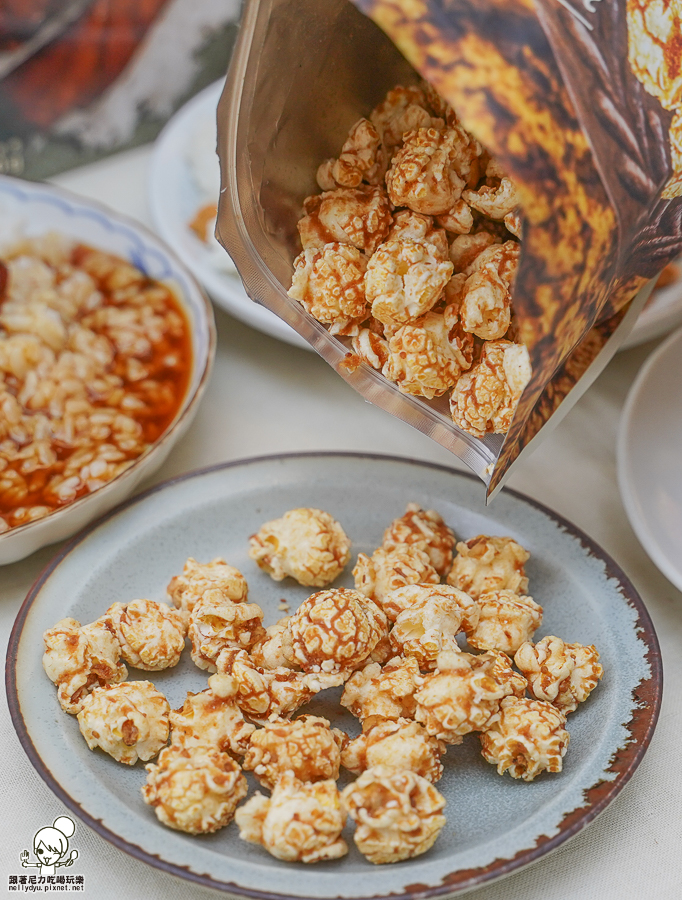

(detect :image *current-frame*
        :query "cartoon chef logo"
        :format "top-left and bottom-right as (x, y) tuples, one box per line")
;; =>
(20, 816), (79, 876)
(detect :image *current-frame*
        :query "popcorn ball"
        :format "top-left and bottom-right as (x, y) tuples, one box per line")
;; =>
(447, 534), (530, 599)
(353, 544), (439, 612)
(189, 589), (265, 672)
(382, 304), (474, 399)
(236, 772), (348, 863)
(77, 680), (169, 765)
(166, 557), (249, 619)
(450, 339), (531, 437)
(142, 743), (247, 834)
(317, 117), (386, 189)
(288, 243), (368, 336)
(459, 242), (519, 341)
(342, 717), (446, 783)
(466, 590), (543, 654)
(341, 655), (421, 721)
(414, 650), (516, 743)
(43, 617), (127, 714)
(104, 599), (187, 671)
(297, 186), (391, 255)
(370, 85), (434, 152)
(514, 636), (603, 713)
(249, 507), (351, 587)
(382, 502), (457, 577)
(480, 695), (569, 781)
(387, 210), (449, 259)
(243, 715), (346, 790)
(388, 585), (480, 669)
(281, 587), (388, 675)
(169, 672), (255, 756)
(341, 765), (446, 864)
(386, 126), (481, 215)
(249, 617), (297, 669)
(365, 239), (453, 329)
(216, 648), (343, 724)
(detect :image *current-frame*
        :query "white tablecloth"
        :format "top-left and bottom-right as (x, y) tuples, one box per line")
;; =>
(1, 146), (680, 900)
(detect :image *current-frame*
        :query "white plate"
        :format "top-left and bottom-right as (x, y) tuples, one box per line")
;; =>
(621, 267), (682, 349)
(618, 326), (682, 589)
(148, 80), (309, 350)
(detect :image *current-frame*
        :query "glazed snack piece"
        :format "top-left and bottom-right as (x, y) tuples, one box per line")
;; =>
(353, 544), (439, 612)
(458, 242), (519, 341)
(514, 636), (603, 713)
(341, 655), (421, 721)
(249, 616), (296, 669)
(370, 85), (435, 154)
(188, 588), (265, 672)
(480, 696), (569, 781)
(42, 617), (127, 714)
(249, 508), (351, 587)
(466, 590), (543, 654)
(242, 716), (346, 790)
(167, 557), (249, 619)
(77, 680), (169, 765)
(297, 186), (391, 255)
(288, 243), (368, 336)
(281, 588), (388, 675)
(381, 503), (457, 577)
(414, 650), (517, 743)
(447, 534), (530, 599)
(236, 772), (348, 863)
(488, 650), (528, 699)
(316, 117), (387, 190)
(341, 765), (446, 864)
(142, 743), (247, 834)
(341, 716), (446, 783)
(104, 599), (187, 671)
(169, 673), (255, 756)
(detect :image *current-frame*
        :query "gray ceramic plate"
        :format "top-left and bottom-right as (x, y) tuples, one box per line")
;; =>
(7, 453), (661, 898)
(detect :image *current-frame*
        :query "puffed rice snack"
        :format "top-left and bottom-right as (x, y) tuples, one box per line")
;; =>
(169, 672), (255, 756)
(342, 716), (446, 783)
(43, 617), (127, 714)
(447, 535), (530, 599)
(142, 743), (247, 834)
(341, 655), (421, 721)
(77, 680), (169, 765)
(236, 771), (348, 863)
(466, 589), (543, 654)
(341, 765), (446, 864)
(382, 502), (457, 577)
(242, 715), (346, 790)
(514, 635), (603, 713)
(104, 599), (187, 670)
(167, 557), (249, 619)
(249, 508), (351, 587)
(189, 588), (265, 672)
(480, 695), (569, 781)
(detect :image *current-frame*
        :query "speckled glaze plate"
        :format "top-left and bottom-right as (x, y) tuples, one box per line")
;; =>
(6, 453), (661, 898)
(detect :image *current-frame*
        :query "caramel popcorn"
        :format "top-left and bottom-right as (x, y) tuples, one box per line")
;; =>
(463, 176), (520, 221)
(249, 616), (297, 669)
(236, 772), (348, 863)
(370, 85), (434, 153)
(504, 210), (522, 239)
(488, 650), (527, 699)
(288, 243), (368, 336)
(514, 636), (603, 713)
(282, 587), (388, 675)
(243, 716), (346, 790)
(480, 696), (569, 781)
(450, 339), (531, 437)
(466, 590), (543, 654)
(341, 656), (421, 721)
(249, 507), (351, 587)
(189, 589), (265, 672)
(382, 503), (457, 577)
(142, 743), (247, 833)
(342, 717), (446, 783)
(365, 239), (453, 329)
(414, 650), (515, 743)
(169, 672), (255, 756)
(386, 210), (449, 258)
(436, 198), (474, 234)
(341, 766), (446, 864)
(420, 80), (459, 126)
(350, 326), (390, 370)
(42, 617), (127, 714)
(297, 186), (391, 255)
(386, 126), (481, 215)
(216, 647), (343, 724)
(449, 231), (500, 272)
(353, 544), (439, 612)
(389, 585), (480, 669)
(447, 534), (530, 599)
(167, 557), (249, 619)
(627, 0), (682, 111)
(458, 242), (519, 341)
(317, 118), (387, 190)
(77, 680), (169, 765)
(104, 599), (187, 671)
(382, 304), (474, 399)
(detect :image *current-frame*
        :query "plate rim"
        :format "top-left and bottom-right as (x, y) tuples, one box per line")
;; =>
(6, 451), (663, 899)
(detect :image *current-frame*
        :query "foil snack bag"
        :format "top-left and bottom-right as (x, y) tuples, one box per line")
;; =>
(216, 0), (680, 497)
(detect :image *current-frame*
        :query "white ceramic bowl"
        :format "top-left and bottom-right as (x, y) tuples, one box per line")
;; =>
(0, 175), (216, 565)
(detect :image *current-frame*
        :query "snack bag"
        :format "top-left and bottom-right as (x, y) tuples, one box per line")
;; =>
(216, 0), (679, 496)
